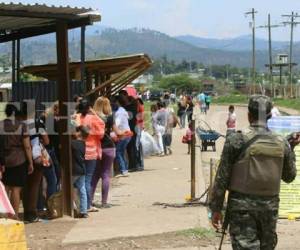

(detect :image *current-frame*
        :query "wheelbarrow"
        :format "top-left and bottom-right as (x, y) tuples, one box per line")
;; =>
(195, 120), (224, 152)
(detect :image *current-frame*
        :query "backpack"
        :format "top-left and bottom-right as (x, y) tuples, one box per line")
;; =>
(229, 132), (285, 196)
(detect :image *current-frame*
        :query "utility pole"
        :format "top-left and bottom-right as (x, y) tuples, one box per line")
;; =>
(245, 8), (258, 95)
(282, 12), (300, 97)
(257, 14), (281, 97)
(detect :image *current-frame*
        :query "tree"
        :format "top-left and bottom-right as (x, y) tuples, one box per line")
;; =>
(159, 74), (202, 93)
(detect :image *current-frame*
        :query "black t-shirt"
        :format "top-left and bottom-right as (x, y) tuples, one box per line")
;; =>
(101, 115), (115, 149)
(187, 102), (194, 112)
(72, 139), (86, 176)
(125, 101), (138, 132)
(177, 102), (186, 116)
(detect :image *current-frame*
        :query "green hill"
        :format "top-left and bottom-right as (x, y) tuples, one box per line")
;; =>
(0, 27), (270, 68)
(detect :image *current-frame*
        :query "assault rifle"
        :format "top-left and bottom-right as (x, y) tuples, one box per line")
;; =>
(218, 193), (230, 250)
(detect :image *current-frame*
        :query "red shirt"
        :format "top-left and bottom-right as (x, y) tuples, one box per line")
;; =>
(136, 103), (145, 129)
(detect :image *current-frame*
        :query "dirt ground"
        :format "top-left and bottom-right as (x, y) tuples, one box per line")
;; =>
(25, 104), (300, 250)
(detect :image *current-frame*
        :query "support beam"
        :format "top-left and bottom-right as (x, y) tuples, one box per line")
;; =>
(16, 39), (21, 83)
(85, 60), (145, 97)
(80, 26), (86, 83)
(11, 40), (15, 84)
(109, 66), (148, 96)
(56, 21), (73, 217)
(190, 120), (196, 199)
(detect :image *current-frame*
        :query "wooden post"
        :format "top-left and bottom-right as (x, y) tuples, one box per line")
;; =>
(209, 158), (213, 202)
(11, 40), (15, 84)
(56, 21), (73, 217)
(86, 71), (92, 101)
(16, 39), (20, 83)
(191, 119), (196, 200)
(80, 26), (86, 83)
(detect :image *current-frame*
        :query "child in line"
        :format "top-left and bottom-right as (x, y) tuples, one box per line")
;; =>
(72, 126), (89, 218)
(226, 105), (236, 136)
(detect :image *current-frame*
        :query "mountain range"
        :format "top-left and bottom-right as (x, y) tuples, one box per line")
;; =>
(175, 34), (290, 51)
(0, 26), (299, 70)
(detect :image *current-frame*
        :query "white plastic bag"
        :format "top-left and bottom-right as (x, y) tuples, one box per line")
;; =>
(0, 181), (15, 215)
(141, 131), (159, 157)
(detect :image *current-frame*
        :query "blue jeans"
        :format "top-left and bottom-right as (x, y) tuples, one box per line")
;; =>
(85, 160), (97, 209)
(37, 161), (58, 211)
(43, 165), (58, 198)
(116, 137), (131, 174)
(74, 175), (87, 214)
(48, 147), (60, 191)
(135, 127), (144, 170)
(180, 112), (186, 128)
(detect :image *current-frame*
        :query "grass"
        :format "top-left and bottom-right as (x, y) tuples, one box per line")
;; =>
(177, 227), (216, 240)
(213, 95), (248, 105)
(213, 95), (300, 112)
(273, 98), (300, 112)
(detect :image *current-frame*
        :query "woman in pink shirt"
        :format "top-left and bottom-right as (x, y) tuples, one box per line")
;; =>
(75, 99), (105, 212)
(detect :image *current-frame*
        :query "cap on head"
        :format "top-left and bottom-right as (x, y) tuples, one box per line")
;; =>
(248, 95), (273, 121)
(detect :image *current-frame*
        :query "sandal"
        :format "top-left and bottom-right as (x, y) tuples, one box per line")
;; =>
(87, 206), (99, 212)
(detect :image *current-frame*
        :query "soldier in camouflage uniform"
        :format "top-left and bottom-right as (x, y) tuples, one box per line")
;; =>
(210, 95), (300, 250)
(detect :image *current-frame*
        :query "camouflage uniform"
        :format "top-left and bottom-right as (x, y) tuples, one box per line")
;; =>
(209, 96), (297, 250)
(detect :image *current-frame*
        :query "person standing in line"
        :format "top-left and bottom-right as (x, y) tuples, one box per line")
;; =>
(72, 126), (89, 218)
(75, 99), (105, 212)
(210, 95), (299, 250)
(91, 97), (124, 207)
(226, 105), (237, 136)
(135, 98), (145, 170)
(118, 91), (140, 172)
(114, 96), (132, 176)
(0, 104), (34, 218)
(21, 101), (50, 223)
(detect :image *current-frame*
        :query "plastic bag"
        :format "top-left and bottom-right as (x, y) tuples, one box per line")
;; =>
(0, 181), (15, 216)
(141, 131), (159, 157)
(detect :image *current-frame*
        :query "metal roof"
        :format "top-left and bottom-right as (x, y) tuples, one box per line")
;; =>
(0, 2), (101, 42)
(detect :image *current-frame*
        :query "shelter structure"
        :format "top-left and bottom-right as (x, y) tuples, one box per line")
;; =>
(21, 54), (152, 101)
(0, 2), (101, 216)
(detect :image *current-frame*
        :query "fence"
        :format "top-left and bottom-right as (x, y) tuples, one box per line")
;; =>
(12, 80), (85, 112)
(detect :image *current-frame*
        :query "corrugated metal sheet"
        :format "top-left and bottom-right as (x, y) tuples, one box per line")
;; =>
(0, 2), (101, 31)
(12, 81), (85, 111)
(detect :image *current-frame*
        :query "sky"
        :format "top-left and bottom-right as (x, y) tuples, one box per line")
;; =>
(4, 0), (300, 41)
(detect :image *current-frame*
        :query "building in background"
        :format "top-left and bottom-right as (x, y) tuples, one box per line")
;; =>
(132, 74), (153, 92)
(0, 83), (12, 102)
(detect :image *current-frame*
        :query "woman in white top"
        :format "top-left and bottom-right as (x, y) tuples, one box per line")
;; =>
(114, 96), (132, 176)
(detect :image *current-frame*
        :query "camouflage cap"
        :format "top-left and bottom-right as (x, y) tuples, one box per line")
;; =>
(248, 95), (273, 117)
